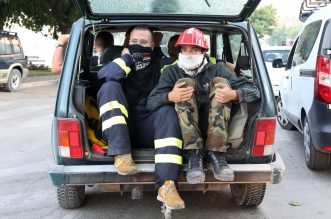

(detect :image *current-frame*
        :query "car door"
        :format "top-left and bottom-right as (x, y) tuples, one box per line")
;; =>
(287, 20), (322, 121)
(281, 41), (297, 112)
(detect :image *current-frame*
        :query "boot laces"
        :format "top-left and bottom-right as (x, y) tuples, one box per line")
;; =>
(163, 183), (181, 200)
(117, 154), (134, 166)
(189, 151), (203, 168)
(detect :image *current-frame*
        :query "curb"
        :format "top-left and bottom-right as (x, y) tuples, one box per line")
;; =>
(21, 80), (59, 89)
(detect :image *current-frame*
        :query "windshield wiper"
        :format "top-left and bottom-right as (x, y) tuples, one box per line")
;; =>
(205, 0), (211, 7)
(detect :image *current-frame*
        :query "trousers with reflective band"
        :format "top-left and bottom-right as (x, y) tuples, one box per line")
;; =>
(97, 81), (182, 188)
(175, 77), (231, 152)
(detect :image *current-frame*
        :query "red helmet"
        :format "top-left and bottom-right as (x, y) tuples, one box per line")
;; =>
(175, 28), (209, 51)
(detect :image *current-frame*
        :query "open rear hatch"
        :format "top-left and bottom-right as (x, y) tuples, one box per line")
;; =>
(75, 0), (261, 22)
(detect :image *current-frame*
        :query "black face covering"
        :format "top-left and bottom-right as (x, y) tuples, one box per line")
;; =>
(128, 45), (153, 71)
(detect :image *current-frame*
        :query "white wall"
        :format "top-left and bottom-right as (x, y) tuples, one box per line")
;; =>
(4, 24), (56, 67)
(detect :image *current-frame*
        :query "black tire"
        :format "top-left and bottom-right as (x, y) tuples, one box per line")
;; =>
(230, 183), (266, 207)
(57, 185), (85, 209)
(3, 69), (22, 92)
(303, 118), (330, 170)
(276, 96), (295, 130)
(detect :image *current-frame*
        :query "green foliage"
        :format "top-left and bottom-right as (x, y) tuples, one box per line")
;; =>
(250, 5), (277, 38)
(0, 0), (80, 38)
(269, 24), (303, 46)
(28, 64), (50, 71)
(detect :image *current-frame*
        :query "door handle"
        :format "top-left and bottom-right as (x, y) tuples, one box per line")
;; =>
(285, 76), (289, 79)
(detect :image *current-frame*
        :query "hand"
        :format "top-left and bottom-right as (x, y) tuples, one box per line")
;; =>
(57, 34), (70, 46)
(215, 83), (237, 103)
(153, 32), (163, 47)
(168, 82), (194, 103)
(121, 48), (130, 56)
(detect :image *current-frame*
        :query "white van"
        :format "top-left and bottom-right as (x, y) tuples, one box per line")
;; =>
(277, 2), (331, 170)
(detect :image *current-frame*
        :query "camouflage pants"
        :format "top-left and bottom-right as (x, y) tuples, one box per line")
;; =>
(174, 77), (231, 152)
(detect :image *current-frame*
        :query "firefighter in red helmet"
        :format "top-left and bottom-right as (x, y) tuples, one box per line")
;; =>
(147, 28), (260, 189)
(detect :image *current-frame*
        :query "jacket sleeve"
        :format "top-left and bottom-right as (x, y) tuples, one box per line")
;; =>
(146, 68), (176, 111)
(97, 54), (134, 81)
(217, 63), (260, 103)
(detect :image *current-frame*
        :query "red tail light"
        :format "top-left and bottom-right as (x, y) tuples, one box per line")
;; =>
(322, 146), (331, 151)
(314, 56), (331, 104)
(252, 118), (276, 157)
(57, 119), (83, 158)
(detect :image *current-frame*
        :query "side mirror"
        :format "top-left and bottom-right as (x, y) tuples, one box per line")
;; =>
(272, 58), (284, 68)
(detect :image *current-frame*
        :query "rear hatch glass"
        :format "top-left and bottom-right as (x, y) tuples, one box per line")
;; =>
(76, 0), (261, 22)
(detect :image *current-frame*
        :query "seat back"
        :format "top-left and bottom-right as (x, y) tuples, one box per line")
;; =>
(100, 46), (123, 64)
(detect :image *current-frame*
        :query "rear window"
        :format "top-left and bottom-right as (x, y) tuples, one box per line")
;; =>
(11, 38), (21, 54)
(263, 50), (290, 63)
(88, 0), (251, 17)
(320, 19), (331, 54)
(292, 20), (322, 66)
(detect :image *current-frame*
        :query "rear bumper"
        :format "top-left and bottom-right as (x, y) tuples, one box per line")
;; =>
(49, 153), (285, 187)
(308, 100), (331, 151)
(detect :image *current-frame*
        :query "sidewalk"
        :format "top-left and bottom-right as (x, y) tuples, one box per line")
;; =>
(21, 75), (60, 89)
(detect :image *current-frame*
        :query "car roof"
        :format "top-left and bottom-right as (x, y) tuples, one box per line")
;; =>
(305, 4), (331, 24)
(262, 46), (292, 51)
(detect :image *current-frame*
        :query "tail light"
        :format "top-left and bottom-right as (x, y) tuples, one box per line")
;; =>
(322, 146), (331, 151)
(57, 118), (83, 158)
(252, 118), (276, 157)
(314, 56), (331, 104)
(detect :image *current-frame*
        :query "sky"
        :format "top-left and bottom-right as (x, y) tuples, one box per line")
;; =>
(5, 0), (306, 68)
(260, 0), (304, 25)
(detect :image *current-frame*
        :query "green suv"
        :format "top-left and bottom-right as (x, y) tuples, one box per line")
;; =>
(49, 0), (285, 217)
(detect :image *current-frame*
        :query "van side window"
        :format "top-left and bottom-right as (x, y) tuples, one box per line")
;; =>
(0, 37), (13, 55)
(285, 39), (298, 70)
(229, 34), (242, 64)
(216, 34), (224, 61)
(292, 20), (322, 66)
(320, 19), (331, 53)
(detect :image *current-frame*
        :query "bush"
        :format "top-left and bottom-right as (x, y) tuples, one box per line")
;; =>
(28, 64), (50, 71)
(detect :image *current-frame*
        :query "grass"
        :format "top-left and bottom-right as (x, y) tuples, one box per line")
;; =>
(28, 70), (54, 77)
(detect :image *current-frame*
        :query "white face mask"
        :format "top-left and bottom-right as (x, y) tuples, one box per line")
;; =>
(178, 53), (205, 71)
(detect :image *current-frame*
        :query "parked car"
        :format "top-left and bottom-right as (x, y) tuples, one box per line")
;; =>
(0, 30), (28, 92)
(48, 0), (285, 216)
(262, 46), (291, 97)
(277, 2), (331, 170)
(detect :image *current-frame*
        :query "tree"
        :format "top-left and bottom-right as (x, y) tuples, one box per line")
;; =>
(0, 0), (80, 38)
(269, 24), (303, 46)
(250, 5), (277, 38)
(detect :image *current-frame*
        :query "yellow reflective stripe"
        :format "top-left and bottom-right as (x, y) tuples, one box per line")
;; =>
(209, 57), (216, 64)
(100, 101), (128, 118)
(155, 154), (182, 165)
(161, 60), (178, 73)
(154, 137), (182, 149)
(113, 58), (131, 76)
(102, 116), (126, 131)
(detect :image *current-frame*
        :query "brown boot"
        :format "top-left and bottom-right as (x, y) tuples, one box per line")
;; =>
(114, 154), (139, 175)
(157, 180), (185, 210)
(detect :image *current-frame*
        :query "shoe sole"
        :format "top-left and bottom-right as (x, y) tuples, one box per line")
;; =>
(208, 164), (234, 181)
(115, 166), (139, 176)
(157, 195), (185, 210)
(187, 170), (205, 184)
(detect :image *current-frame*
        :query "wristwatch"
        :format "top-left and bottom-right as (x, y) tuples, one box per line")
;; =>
(55, 43), (64, 48)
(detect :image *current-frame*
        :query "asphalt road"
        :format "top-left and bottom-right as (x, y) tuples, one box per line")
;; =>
(1, 85), (331, 219)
